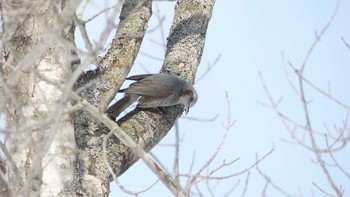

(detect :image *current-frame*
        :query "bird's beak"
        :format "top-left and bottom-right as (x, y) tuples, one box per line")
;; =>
(184, 106), (190, 114)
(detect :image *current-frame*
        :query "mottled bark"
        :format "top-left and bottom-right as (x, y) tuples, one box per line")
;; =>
(71, 0), (215, 195)
(114, 0), (215, 177)
(70, 0), (153, 196)
(1, 0), (79, 196)
(1, 0), (215, 196)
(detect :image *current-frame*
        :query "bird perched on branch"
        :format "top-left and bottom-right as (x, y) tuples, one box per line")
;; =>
(106, 73), (198, 119)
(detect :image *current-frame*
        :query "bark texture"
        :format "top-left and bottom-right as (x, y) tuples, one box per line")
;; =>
(115, 0), (215, 177)
(1, 0), (215, 196)
(2, 0), (79, 196)
(70, 0), (153, 196)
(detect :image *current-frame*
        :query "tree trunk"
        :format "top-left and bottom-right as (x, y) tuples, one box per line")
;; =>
(2, 0), (79, 196)
(1, 0), (215, 196)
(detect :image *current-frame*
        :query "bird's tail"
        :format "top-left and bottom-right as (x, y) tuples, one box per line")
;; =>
(106, 94), (139, 119)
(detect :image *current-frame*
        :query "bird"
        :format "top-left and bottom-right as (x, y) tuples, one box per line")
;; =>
(106, 73), (198, 119)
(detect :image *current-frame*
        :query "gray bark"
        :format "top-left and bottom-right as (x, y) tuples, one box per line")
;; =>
(70, 0), (153, 196)
(1, 0), (215, 196)
(1, 0), (79, 196)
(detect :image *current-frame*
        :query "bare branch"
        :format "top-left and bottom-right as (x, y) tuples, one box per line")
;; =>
(181, 92), (234, 194)
(325, 134), (350, 179)
(103, 132), (161, 196)
(341, 37), (350, 51)
(173, 122), (181, 191)
(299, 2), (338, 73)
(256, 156), (293, 197)
(241, 172), (250, 197)
(181, 114), (218, 122)
(71, 92), (179, 195)
(5, 0), (81, 88)
(312, 182), (336, 197)
(195, 54), (221, 84)
(0, 141), (23, 187)
(300, 75), (350, 111)
(260, 3), (345, 196)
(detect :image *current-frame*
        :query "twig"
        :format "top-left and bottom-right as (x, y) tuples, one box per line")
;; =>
(195, 54), (221, 84)
(0, 141), (23, 187)
(241, 172), (250, 197)
(223, 180), (240, 197)
(71, 92), (179, 196)
(281, 52), (299, 97)
(178, 147), (274, 181)
(299, 2), (338, 73)
(312, 182), (336, 197)
(181, 114), (218, 122)
(256, 154), (293, 197)
(173, 121), (181, 191)
(341, 37), (350, 51)
(260, 2), (344, 196)
(300, 75), (350, 111)
(325, 134), (350, 179)
(295, 3), (342, 195)
(261, 178), (270, 197)
(181, 92), (234, 195)
(103, 132), (161, 197)
(84, 3), (121, 23)
(6, 0), (81, 88)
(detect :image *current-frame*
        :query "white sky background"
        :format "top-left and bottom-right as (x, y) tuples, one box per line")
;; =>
(1, 0), (348, 196)
(76, 0), (350, 196)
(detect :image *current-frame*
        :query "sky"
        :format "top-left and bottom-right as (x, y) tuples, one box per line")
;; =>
(74, 0), (350, 196)
(1, 0), (349, 196)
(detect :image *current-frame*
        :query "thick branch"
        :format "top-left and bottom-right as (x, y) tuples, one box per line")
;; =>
(114, 0), (215, 178)
(72, 0), (215, 196)
(71, 0), (153, 196)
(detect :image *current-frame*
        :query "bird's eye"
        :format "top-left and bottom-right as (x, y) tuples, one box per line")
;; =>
(189, 97), (194, 102)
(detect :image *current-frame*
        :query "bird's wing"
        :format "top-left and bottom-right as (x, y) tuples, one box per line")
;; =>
(126, 74), (154, 81)
(125, 76), (173, 98)
(137, 96), (168, 108)
(118, 74), (156, 93)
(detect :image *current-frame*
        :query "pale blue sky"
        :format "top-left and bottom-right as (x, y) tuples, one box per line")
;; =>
(76, 0), (350, 196)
